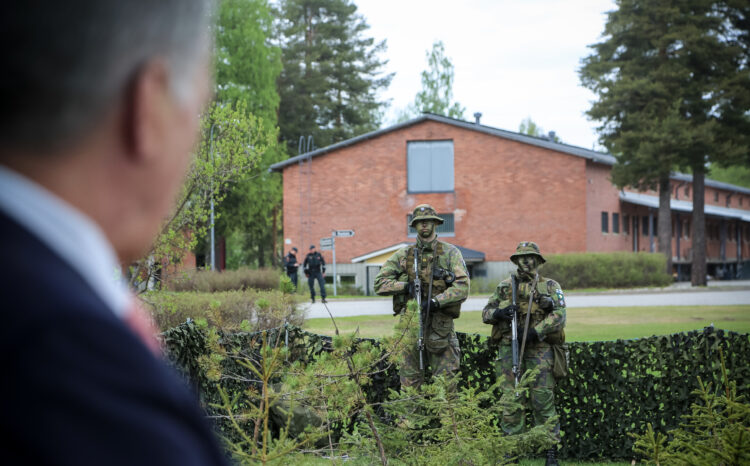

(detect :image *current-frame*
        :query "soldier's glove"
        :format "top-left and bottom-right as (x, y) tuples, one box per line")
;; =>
(406, 281), (416, 298)
(538, 294), (555, 311)
(420, 298), (439, 313)
(492, 304), (518, 322)
(519, 326), (540, 344)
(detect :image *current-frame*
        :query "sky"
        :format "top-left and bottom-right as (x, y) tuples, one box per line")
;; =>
(354, 0), (617, 151)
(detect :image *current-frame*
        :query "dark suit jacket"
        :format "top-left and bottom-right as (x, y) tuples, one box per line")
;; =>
(0, 212), (228, 465)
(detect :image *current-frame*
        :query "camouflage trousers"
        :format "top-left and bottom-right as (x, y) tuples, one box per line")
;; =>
(496, 343), (560, 443)
(400, 336), (461, 390)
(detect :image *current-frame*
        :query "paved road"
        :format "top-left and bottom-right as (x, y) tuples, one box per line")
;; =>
(303, 287), (750, 319)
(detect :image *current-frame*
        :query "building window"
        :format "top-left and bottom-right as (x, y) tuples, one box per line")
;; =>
(407, 140), (454, 193)
(685, 186), (690, 198)
(612, 213), (620, 233)
(642, 216), (649, 235)
(714, 191), (719, 202)
(407, 213), (455, 237)
(623, 214), (630, 234)
(726, 197), (732, 207)
(601, 212), (609, 233)
(740, 197), (744, 206)
(729, 223), (735, 241)
(684, 219), (690, 239)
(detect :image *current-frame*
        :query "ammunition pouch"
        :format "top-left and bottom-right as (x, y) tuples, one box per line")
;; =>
(552, 343), (569, 378)
(426, 312), (455, 353)
(545, 328), (565, 345)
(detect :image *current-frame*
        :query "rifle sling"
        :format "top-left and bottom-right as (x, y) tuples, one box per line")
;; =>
(518, 272), (539, 365)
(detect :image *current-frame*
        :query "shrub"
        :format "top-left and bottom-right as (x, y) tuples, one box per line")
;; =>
(165, 267), (282, 292)
(142, 289), (303, 331)
(541, 252), (672, 289)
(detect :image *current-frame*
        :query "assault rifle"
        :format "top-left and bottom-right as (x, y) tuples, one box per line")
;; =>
(414, 248), (424, 371)
(510, 274), (520, 392)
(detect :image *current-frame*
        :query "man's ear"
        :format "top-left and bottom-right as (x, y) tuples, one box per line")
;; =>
(123, 60), (171, 162)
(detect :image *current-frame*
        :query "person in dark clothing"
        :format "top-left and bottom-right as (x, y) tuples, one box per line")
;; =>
(304, 245), (327, 303)
(284, 247), (299, 289)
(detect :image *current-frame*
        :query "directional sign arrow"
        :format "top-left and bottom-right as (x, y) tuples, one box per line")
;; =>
(333, 230), (355, 237)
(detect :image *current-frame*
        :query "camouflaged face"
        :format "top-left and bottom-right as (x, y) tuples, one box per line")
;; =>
(482, 273), (566, 344)
(510, 241), (546, 264)
(410, 204), (444, 226)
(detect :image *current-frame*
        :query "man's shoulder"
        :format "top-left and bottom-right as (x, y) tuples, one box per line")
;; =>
(437, 240), (462, 256)
(540, 276), (562, 290)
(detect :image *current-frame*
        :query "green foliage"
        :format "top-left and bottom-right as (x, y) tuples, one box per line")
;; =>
(276, 0), (393, 151)
(164, 320), (750, 461)
(541, 252), (672, 289)
(212, 0), (285, 269)
(130, 100), (274, 288)
(166, 267), (282, 292)
(143, 289), (302, 331)
(630, 350), (750, 465)
(708, 164), (750, 190)
(398, 40), (465, 122)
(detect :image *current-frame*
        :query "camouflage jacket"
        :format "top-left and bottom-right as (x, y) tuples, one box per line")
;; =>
(482, 271), (566, 346)
(373, 237), (469, 318)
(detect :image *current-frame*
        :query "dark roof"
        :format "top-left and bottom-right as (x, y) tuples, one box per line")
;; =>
(269, 113), (615, 172)
(269, 113), (750, 196)
(454, 245), (486, 263)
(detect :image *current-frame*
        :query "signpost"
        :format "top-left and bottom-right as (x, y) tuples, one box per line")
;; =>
(319, 237), (334, 250)
(324, 230), (354, 296)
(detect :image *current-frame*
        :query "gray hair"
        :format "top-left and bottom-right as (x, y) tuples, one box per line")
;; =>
(0, 0), (213, 152)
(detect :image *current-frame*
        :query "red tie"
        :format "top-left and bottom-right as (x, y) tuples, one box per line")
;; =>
(125, 295), (163, 356)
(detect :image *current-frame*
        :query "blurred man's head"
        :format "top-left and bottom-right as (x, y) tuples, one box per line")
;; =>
(0, 0), (213, 262)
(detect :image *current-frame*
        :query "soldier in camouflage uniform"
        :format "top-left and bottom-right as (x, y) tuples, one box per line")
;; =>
(483, 242), (565, 466)
(374, 204), (469, 389)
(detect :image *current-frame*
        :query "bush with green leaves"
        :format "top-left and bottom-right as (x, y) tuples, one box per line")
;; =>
(163, 318), (750, 462)
(630, 349), (750, 465)
(541, 251), (672, 289)
(166, 267), (283, 292)
(143, 289), (302, 331)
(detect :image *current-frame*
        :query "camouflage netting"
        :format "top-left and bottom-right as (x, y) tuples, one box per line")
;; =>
(163, 323), (750, 460)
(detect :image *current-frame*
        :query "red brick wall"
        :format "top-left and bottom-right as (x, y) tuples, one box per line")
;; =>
(281, 120), (587, 263)
(585, 162), (632, 252)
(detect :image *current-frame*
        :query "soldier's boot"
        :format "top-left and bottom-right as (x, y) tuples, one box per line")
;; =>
(311, 297), (315, 304)
(321, 297), (327, 303)
(545, 447), (559, 466)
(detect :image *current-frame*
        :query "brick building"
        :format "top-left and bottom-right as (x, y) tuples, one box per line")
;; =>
(270, 114), (750, 293)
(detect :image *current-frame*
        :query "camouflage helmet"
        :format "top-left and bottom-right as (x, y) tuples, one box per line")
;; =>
(510, 241), (546, 264)
(410, 204), (444, 227)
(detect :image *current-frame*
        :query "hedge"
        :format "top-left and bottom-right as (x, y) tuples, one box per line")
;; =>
(143, 289), (302, 331)
(542, 252), (673, 289)
(163, 324), (750, 461)
(165, 267), (282, 292)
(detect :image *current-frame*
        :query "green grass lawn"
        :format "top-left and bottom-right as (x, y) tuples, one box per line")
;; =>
(303, 305), (750, 340)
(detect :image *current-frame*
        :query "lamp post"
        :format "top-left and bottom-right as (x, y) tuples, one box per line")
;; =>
(209, 123), (218, 271)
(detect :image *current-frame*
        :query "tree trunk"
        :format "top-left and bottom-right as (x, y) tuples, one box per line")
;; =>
(691, 166), (707, 286)
(658, 174), (673, 276)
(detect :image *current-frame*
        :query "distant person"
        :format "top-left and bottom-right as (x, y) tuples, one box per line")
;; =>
(0, 1), (228, 465)
(304, 244), (327, 303)
(482, 242), (567, 466)
(284, 246), (299, 288)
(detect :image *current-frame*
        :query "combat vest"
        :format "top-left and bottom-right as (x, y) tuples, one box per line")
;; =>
(404, 242), (460, 353)
(491, 275), (565, 346)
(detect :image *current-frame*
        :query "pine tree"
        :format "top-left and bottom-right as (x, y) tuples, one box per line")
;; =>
(580, 0), (749, 283)
(276, 0), (392, 152)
